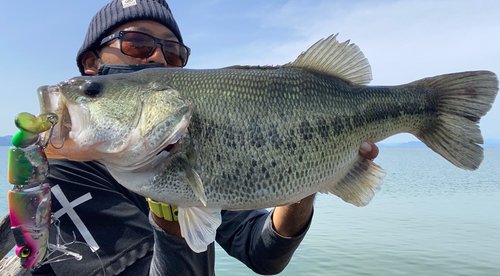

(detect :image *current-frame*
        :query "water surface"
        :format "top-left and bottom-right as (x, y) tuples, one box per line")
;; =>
(1, 147), (499, 275)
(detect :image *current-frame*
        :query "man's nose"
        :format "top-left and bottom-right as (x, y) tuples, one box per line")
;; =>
(145, 43), (168, 67)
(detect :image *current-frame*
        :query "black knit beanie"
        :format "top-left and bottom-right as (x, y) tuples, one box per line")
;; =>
(76, 0), (183, 75)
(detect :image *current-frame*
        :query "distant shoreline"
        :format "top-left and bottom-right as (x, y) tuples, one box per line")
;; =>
(0, 136), (13, 146)
(376, 139), (500, 148)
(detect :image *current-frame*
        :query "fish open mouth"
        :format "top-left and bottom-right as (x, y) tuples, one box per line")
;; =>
(156, 125), (187, 157)
(164, 143), (176, 153)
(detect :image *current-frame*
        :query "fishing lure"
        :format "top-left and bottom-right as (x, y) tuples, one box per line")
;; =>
(7, 112), (82, 268)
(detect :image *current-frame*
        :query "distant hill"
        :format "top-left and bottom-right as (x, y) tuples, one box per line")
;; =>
(378, 139), (500, 148)
(378, 141), (426, 148)
(0, 135), (12, 146)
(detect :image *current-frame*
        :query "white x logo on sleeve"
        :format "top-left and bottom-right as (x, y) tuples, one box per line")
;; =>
(51, 185), (100, 252)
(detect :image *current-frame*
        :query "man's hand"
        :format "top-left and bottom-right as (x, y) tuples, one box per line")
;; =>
(359, 141), (379, 160)
(272, 141), (379, 237)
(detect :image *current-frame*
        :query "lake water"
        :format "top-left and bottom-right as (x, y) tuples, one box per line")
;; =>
(1, 146), (499, 275)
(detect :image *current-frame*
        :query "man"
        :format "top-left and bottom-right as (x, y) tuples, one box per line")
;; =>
(28, 0), (379, 275)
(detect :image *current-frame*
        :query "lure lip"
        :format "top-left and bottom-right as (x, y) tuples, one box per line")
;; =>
(38, 85), (70, 147)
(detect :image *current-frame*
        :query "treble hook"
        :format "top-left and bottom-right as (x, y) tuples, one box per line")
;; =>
(40, 114), (65, 149)
(50, 137), (66, 150)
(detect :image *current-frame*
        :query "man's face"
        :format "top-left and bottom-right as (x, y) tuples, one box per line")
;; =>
(82, 20), (180, 75)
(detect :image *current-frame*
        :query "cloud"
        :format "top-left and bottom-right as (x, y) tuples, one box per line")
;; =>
(2, 0), (498, 140)
(186, 0), (500, 140)
(187, 0), (500, 76)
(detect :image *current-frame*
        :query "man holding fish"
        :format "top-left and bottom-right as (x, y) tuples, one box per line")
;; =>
(26, 0), (378, 275)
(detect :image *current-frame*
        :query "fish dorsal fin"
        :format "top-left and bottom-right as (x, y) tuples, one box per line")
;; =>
(285, 34), (372, 85)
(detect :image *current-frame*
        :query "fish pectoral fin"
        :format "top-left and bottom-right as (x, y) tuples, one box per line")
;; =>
(322, 156), (385, 207)
(178, 206), (222, 253)
(179, 157), (207, 206)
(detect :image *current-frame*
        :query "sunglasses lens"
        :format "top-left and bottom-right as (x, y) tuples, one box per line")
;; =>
(163, 42), (188, 67)
(119, 31), (189, 67)
(121, 32), (155, 58)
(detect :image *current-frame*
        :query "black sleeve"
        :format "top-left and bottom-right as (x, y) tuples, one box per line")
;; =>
(30, 159), (311, 275)
(216, 209), (312, 275)
(39, 159), (154, 276)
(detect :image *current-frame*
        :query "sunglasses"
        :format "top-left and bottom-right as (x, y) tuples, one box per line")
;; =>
(99, 31), (190, 67)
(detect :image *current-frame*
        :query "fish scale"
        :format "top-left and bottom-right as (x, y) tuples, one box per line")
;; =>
(120, 67), (437, 209)
(38, 34), (498, 252)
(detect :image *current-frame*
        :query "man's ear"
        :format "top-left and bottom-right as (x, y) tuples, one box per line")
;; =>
(81, 51), (100, 76)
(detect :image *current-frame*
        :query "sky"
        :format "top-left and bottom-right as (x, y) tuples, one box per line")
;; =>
(0, 0), (499, 143)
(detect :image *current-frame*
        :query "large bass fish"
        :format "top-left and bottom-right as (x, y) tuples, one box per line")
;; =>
(38, 34), (498, 252)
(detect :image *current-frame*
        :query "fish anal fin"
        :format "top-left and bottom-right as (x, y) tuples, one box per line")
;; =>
(324, 156), (385, 207)
(285, 33), (372, 85)
(178, 206), (222, 253)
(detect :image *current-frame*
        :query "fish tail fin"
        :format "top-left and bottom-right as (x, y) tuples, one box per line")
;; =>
(412, 71), (498, 170)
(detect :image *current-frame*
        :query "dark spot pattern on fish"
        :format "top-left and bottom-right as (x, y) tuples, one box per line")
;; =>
(204, 119), (218, 142)
(266, 124), (283, 150)
(270, 137), (281, 149)
(285, 137), (297, 152)
(189, 113), (203, 137)
(328, 86), (436, 133)
(223, 123), (237, 148)
(247, 116), (269, 149)
(300, 120), (313, 140)
(331, 116), (344, 136)
(317, 117), (330, 138)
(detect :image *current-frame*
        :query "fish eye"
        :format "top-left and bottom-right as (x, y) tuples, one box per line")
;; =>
(83, 82), (103, 97)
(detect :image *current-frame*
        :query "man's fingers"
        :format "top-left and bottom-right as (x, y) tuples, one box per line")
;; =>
(359, 141), (379, 160)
